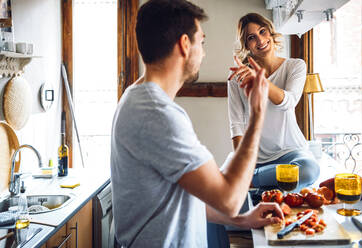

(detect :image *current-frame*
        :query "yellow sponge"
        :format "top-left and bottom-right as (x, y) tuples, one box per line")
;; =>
(60, 179), (80, 189)
(41, 167), (54, 175)
(32, 167), (55, 178)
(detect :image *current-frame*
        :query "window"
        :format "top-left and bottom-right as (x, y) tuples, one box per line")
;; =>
(73, 1), (117, 168)
(313, 0), (362, 173)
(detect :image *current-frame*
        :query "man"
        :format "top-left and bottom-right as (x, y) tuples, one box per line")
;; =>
(110, 0), (283, 247)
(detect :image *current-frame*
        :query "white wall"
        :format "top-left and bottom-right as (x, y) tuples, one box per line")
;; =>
(0, 0), (62, 171)
(176, 0), (270, 166)
(138, 0), (292, 166)
(194, 0), (271, 82)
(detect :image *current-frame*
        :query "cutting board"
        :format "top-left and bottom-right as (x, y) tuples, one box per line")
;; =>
(265, 206), (351, 246)
(0, 121), (20, 195)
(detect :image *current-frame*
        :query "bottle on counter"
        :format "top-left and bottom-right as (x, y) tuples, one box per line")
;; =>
(58, 112), (69, 177)
(16, 181), (29, 230)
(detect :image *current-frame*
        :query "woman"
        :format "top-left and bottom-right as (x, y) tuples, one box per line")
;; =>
(227, 13), (320, 190)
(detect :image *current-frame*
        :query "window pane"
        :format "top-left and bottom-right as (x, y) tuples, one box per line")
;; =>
(313, 0), (362, 173)
(73, 1), (117, 168)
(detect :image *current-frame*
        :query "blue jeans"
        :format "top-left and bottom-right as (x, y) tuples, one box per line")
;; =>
(252, 149), (320, 191)
(207, 222), (230, 248)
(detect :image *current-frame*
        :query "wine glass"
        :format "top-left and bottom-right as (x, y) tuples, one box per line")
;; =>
(276, 164), (299, 192)
(335, 173), (361, 216)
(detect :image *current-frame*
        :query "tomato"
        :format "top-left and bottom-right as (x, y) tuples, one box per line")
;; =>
(261, 189), (284, 204)
(319, 219), (327, 227)
(280, 203), (291, 216)
(313, 224), (325, 233)
(317, 186), (335, 201)
(285, 220), (293, 226)
(284, 193), (304, 207)
(300, 224), (308, 231)
(305, 228), (315, 235)
(304, 209), (313, 214)
(309, 221), (317, 227)
(305, 192), (325, 208)
(300, 187), (313, 196)
(297, 209), (326, 235)
(319, 178), (335, 192)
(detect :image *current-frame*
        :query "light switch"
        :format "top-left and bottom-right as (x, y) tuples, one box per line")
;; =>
(40, 82), (54, 111)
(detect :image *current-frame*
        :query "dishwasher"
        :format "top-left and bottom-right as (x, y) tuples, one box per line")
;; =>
(93, 182), (114, 248)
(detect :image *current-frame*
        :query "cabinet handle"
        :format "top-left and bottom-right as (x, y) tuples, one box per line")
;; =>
(53, 233), (72, 248)
(70, 222), (78, 248)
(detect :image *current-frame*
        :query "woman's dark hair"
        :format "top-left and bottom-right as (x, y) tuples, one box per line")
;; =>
(136, 0), (207, 64)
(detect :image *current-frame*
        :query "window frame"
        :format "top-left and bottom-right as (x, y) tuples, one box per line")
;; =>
(291, 31), (313, 140)
(62, 0), (74, 167)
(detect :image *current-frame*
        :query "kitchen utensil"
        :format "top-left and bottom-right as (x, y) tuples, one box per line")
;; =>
(265, 207), (351, 245)
(352, 216), (362, 232)
(277, 211), (313, 239)
(2, 76), (32, 130)
(61, 63), (85, 168)
(0, 121), (20, 195)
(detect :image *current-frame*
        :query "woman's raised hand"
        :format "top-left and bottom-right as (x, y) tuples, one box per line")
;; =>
(229, 56), (268, 118)
(228, 56), (256, 84)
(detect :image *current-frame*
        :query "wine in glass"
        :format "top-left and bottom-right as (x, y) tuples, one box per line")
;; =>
(276, 164), (299, 192)
(335, 173), (361, 216)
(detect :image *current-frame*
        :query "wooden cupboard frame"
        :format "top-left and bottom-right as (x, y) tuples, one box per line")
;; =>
(62, 0), (73, 167)
(291, 31), (313, 140)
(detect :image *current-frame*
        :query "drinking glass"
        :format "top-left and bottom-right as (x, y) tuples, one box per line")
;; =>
(276, 164), (299, 192)
(335, 173), (361, 216)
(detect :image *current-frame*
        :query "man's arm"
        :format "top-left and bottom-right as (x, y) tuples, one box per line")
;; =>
(206, 203), (283, 228)
(178, 61), (269, 217)
(232, 136), (242, 151)
(179, 117), (262, 217)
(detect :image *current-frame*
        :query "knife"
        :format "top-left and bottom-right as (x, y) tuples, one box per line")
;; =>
(277, 211), (313, 239)
(352, 216), (362, 232)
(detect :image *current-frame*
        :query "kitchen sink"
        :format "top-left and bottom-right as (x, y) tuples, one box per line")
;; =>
(0, 194), (73, 214)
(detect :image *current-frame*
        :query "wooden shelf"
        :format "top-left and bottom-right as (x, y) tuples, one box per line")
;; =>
(0, 51), (41, 77)
(0, 51), (41, 58)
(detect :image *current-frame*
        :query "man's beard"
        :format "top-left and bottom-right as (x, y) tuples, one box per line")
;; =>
(184, 71), (199, 84)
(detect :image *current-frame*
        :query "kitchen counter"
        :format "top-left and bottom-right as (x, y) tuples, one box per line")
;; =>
(1, 167), (110, 248)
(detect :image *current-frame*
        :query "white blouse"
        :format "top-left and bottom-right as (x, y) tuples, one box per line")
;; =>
(227, 58), (308, 163)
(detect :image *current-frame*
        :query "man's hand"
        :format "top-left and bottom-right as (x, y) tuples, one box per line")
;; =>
(231, 202), (284, 229)
(243, 57), (269, 119)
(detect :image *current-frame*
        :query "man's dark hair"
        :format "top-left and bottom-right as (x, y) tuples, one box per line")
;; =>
(136, 0), (207, 64)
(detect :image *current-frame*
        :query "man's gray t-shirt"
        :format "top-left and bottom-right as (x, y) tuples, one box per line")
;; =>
(111, 82), (213, 247)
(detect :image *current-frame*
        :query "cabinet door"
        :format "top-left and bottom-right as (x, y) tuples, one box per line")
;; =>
(45, 225), (67, 248)
(66, 199), (93, 248)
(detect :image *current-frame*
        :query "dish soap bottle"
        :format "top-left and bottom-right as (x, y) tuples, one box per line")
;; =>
(16, 181), (29, 229)
(58, 111), (69, 176)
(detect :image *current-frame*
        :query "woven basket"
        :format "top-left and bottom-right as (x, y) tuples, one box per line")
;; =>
(0, 121), (20, 196)
(2, 76), (32, 130)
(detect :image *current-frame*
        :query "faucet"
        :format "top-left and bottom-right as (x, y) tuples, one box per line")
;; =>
(9, 144), (43, 196)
